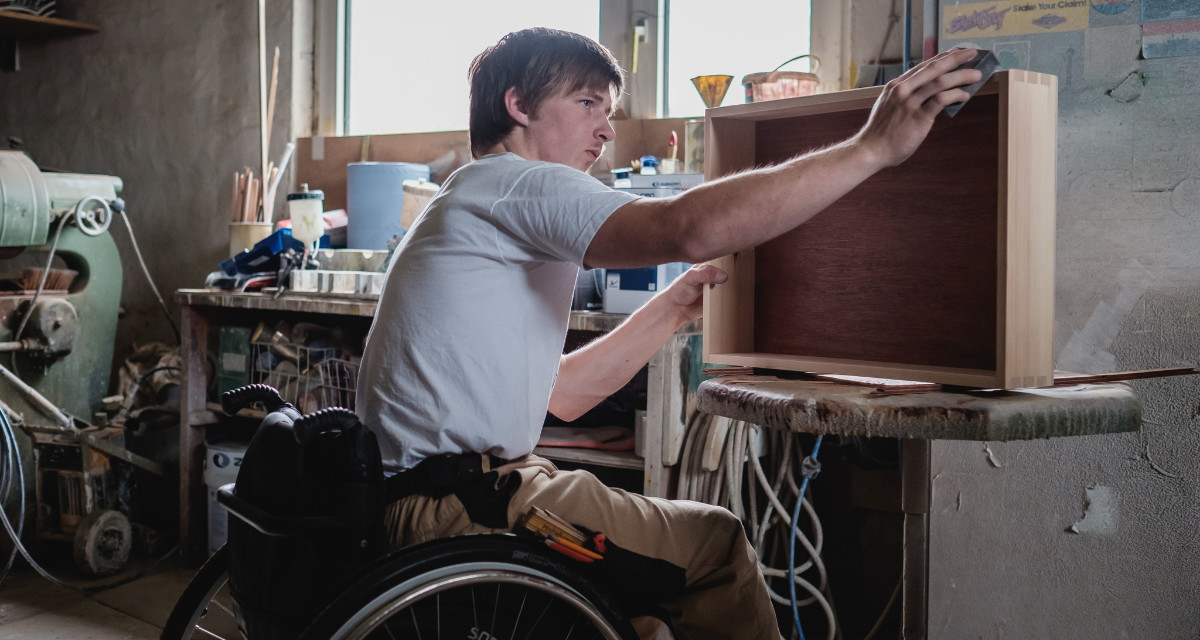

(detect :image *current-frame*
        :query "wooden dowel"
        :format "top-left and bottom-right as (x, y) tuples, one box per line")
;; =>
(242, 171), (256, 223)
(266, 46), (279, 152)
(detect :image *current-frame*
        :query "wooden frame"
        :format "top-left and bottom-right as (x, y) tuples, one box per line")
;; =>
(702, 70), (1058, 389)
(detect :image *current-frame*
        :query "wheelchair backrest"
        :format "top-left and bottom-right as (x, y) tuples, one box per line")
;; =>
(220, 385), (386, 639)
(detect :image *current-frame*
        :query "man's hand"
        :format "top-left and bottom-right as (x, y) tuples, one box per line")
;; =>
(658, 263), (728, 323)
(855, 48), (984, 169)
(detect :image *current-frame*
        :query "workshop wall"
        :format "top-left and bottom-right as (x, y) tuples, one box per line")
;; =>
(0, 0), (298, 368)
(916, 6), (1200, 638)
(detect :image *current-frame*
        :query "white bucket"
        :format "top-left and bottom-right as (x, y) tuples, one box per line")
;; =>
(204, 440), (248, 556)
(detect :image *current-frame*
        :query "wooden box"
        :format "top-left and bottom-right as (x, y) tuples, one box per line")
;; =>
(702, 70), (1058, 389)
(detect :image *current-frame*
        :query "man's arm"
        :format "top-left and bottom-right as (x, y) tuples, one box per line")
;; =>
(547, 264), (726, 422)
(584, 48), (983, 269)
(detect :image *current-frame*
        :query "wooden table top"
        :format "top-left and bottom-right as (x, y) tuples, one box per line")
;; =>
(696, 373), (1141, 441)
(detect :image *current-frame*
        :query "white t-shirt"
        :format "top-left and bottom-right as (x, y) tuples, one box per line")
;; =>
(356, 153), (640, 471)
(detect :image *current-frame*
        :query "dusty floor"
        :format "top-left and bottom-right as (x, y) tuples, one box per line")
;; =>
(0, 546), (195, 640)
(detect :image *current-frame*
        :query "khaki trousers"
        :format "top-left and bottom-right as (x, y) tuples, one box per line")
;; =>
(384, 455), (783, 640)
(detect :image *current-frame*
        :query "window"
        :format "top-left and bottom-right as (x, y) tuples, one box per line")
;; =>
(338, 1), (812, 134)
(662, 0), (812, 117)
(345, 1), (600, 135)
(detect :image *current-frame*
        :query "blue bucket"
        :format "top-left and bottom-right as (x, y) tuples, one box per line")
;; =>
(346, 162), (430, 250)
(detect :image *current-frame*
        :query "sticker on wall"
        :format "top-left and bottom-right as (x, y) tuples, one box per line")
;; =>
(1090, 0), (1140, 26)
(1141, 0), (1200, 23)
(942, 0), (1090, 40)
(1142, 18), (1200, 57)
(1090, 0), (1133, 14)
(993, 40), (1032, 68)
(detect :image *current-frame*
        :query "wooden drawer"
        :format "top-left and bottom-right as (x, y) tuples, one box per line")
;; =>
(702, 70), (1058, 389)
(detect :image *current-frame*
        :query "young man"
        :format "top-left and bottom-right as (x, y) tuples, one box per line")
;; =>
(356, 27), (981, 640)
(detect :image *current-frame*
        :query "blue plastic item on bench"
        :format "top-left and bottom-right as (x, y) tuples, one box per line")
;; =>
(221, 228), (305, 276)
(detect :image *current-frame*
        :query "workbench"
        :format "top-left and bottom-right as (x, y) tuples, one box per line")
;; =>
(696, 373), (1141, 640)
(176, 288), (701, 565)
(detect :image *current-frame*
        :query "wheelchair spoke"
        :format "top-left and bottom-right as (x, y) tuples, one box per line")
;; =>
(193, 627), (229, 640)
(511, 590), (529, 639)
(492, 583), (500, 632)
(523, 597), (554, 639)
(471, 584), (478, 630)
(409, 606), (422, 640)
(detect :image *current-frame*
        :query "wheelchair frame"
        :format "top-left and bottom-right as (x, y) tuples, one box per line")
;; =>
(160, 384), (639, 640)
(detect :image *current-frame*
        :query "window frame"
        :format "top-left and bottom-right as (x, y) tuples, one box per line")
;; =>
(310, 0), (833, 136)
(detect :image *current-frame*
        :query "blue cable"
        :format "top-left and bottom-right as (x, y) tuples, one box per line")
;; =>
(789, 434), (824, 640)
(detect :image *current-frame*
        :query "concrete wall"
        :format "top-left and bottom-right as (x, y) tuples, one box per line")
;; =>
(811, 0), (1199, 636)
(0, 0), (299, 369)
(902, 9), (1197, 640)
(929, 46), (1200, 640)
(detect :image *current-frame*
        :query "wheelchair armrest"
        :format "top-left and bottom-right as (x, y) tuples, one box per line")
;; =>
(217, 483), (346, 537)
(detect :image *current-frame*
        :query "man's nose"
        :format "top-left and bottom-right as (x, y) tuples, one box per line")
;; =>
(598, 119), (615, 142)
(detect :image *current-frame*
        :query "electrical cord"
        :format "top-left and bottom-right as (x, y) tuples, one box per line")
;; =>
(675, 413), (906, 640)
(790, 435), (825, 640)
(676, 415), (837, 638)
(0, 401), (26, 586)
(112, 198), (181, 345)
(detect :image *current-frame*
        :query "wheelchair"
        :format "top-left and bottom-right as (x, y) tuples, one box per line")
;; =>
(161, 384), (640, 640)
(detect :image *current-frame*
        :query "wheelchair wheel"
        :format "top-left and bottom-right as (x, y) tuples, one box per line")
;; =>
(299, 534), (638, 640)
(160, 544), (240, 640)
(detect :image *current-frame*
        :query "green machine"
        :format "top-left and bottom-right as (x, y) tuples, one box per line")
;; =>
(0, 149), (135, 574)
(0, 151), (122, 417)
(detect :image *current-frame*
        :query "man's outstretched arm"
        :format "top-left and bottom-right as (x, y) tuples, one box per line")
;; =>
(584, 48), (983, 270)
(547, 264), (725, 421)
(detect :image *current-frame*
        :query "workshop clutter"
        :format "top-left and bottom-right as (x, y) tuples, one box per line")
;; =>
(247, 320), (360, 413)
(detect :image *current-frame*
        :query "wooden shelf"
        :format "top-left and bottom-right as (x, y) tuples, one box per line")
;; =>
(534, 446), (644, 470)
(0, 11), (100, 39)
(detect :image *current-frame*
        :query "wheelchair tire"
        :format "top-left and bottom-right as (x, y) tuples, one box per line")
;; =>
(159, 544), (240, 640)
(298, 534), (639, 640)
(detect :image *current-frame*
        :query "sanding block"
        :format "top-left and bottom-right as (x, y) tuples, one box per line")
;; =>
(943, 49), (1000, 118)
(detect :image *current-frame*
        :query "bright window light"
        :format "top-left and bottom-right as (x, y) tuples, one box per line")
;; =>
(346, 1), (600, 135)
(665, 0), (812, 117)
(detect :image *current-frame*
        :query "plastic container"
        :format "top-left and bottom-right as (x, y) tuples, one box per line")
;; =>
(399, 178), (439, 230)
(287, 184), (325, 250)
(346, 162), (430, 250)
(204, 439), (248, 557)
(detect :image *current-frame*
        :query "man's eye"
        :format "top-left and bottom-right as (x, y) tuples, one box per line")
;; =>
(581, 100), (592, 108)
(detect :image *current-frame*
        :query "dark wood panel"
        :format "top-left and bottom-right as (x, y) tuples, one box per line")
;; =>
(752, 95), (1001, 370)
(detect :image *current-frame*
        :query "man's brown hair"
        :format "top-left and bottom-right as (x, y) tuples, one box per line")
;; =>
(468, 28), (625, 159)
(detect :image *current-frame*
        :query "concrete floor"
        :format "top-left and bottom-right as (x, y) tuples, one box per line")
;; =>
(0, 549), (195, 640)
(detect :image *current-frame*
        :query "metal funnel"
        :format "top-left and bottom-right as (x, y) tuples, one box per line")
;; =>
(690, 75), (733, 109)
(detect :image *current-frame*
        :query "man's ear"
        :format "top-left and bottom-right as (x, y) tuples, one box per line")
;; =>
(504, 87), (531, 126)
